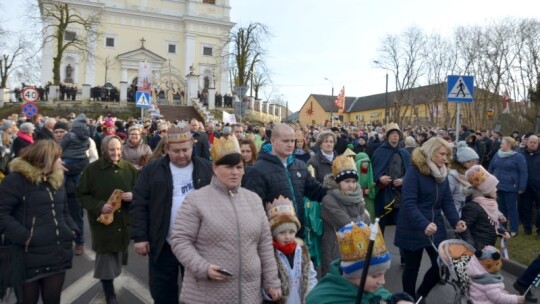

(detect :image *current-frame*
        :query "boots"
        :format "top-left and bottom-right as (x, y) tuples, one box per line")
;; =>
(100, 279), (118, 304)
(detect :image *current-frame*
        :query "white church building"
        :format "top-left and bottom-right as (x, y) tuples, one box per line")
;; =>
(40, 0), (235, 102)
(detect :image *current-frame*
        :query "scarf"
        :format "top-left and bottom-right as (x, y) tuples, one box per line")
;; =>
(426, 159), (448, 183)
(471, 272), (504, 285)
(273, 240), (297, 255)
(450, 169), (470, 187)
(330, 184), (364, 206)
(321, 151), (334, 163)
(472, 196), (503, 232)
(16, 131), (34, 144)
(497, 150), (517, 158)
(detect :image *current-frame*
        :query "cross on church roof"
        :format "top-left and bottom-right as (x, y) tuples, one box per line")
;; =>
(140, 37), (146, 48)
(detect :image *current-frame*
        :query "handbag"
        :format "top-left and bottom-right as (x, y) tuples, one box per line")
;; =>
(0, 234), (25, 302)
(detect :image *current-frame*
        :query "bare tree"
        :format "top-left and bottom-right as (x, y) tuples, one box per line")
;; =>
(376, 26), (427, 125)
(39, 0), (101, 85)
(251, 68), (270, 100)
(227, 22), (271, 93)
(0, 36), (26, 89)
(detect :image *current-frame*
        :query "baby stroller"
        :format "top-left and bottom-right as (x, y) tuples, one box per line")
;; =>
(437, 239), (475, 304)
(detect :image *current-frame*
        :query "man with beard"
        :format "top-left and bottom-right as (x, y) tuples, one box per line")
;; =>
(372, 123), (411, 234)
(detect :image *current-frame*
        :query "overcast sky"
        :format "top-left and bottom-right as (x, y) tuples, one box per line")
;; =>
(2, 0), (539, 111)
(230, 0), (540, 111)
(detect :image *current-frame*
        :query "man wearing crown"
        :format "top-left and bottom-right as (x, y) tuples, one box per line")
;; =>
(131, 122), (213, 304)
(244, 123), (327, 238)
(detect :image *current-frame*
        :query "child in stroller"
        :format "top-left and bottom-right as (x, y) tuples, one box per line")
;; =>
(466, 246), (524, 304)
(437, 239), (525, 304)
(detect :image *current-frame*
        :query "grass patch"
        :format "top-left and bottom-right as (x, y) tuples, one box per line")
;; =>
(497, 226), (540, 266)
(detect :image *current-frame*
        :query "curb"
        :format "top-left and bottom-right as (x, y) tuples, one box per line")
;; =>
(503, 258), (527, 277)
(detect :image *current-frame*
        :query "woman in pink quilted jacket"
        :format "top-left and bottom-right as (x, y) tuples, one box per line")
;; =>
(466, 245), (524, 304)
(170, 136), (282, 304)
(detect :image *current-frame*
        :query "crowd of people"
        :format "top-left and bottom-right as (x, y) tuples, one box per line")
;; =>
(0, 111), (539, 304)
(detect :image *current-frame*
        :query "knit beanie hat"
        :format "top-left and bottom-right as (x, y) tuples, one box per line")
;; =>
(265, 195), (301, 237)
(338, 221), (391, 278)
(456, 147), (479, 163)
(332, 155), (358, 183)
(53, 121), (69, 131)
(465, 165), (499, 195)
(475, 245), (502, 273)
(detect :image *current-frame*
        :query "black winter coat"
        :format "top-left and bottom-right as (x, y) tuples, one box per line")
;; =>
(244, 153), (327, 238)
(130, 155), (212, 261)
(460, 192), (505, 250)
(0, 158), (78, 279)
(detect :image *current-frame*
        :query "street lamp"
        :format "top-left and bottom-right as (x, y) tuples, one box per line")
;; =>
(373, 61), (389, 124)
(324, 77), (335, 127)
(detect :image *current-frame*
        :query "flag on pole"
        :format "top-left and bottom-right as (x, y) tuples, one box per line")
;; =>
(502, 90), (511, 114)
(334, 86), (345, 114)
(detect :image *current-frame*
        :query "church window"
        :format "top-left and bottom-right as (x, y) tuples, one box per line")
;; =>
(203, 46), (213, 56)
(203, 0), (215, 4)
(106, 37), (115, 48)
(64, 31), (76, 41)
(168, 44), (176, 54)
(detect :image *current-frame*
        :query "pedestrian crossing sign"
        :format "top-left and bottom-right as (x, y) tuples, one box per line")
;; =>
(447, 75), (474, 102)
(136, 91), (151, 108)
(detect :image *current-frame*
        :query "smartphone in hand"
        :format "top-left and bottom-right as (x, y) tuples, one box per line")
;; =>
(217, 268), (233, 276)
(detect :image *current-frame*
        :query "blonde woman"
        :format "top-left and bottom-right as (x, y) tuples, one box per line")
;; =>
(394, 137), (467, 302)
(488, 136), (527, 236)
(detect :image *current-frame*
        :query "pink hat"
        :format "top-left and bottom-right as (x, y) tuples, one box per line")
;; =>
(465, 165), (499, 195)
(103, 120), (115, 128)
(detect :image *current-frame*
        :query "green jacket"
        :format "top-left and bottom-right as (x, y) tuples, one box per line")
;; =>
(306, 259), (391, 304)
(77, 158), (138, 253)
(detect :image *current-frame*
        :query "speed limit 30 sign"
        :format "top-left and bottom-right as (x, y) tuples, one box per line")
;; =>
(21, 87), (40, 103)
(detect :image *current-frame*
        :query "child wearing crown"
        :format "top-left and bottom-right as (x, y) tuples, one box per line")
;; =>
(466, 245), (524, 304)
(306, 221), (392, 304)
(264, 196), (318, 304)
(321, 155), (371, 275)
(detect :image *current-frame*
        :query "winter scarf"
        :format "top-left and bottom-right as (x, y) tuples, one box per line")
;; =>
(16, 131), (34, 144)
(472, 196), (504, 232)
(497, 150), (517, 158)
(329, 184), (364, 205)
(426, 158), (448, 183)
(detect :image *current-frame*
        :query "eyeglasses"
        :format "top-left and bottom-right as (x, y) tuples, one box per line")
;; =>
(129, 133), (140, 136)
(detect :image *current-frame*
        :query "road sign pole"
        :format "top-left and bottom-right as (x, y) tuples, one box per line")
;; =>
(455, 103), (461, 144)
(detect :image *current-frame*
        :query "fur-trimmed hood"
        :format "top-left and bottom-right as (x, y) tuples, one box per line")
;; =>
(8, 157), (64, 190)
(411, 147), (448, 176)
(323, 173), (339, 189)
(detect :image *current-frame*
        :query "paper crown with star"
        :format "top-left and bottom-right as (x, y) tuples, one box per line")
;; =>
(337, 221), (391, 278)
(332, 155), (358, 183)
(210, 135), (241, 162)
(265, 195), (301, 235)
(167, 121), (191, 143)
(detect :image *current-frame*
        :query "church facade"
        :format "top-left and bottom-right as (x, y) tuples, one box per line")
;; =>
(40, 0), (235, 101)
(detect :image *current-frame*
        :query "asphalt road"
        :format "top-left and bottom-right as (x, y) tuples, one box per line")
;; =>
(1, 212), (530, 304)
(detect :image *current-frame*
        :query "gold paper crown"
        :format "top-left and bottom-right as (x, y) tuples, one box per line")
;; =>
(336, 221), (388, 262)
(167, 121), (191, 143)
(265, 195), (301, 230)
(385, 122), (400, 134)
(332, 155), (357, 178)
(211, 135), (241, 162)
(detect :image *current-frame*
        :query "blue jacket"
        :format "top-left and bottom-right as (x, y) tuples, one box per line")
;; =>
(488, 152), (528, 193)
(394, 149), (460, 251)
(521, 148), (540, 191)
